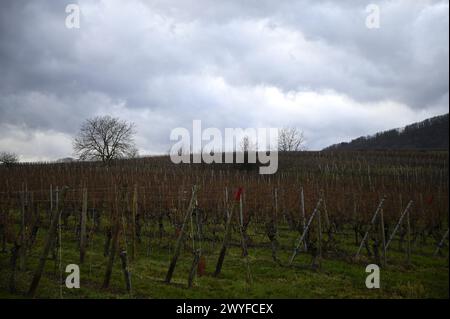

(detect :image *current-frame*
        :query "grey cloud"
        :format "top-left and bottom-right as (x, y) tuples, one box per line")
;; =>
(0, 0), (448, 160)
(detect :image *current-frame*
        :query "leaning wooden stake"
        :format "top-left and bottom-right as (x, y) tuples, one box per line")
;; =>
(355, 197), (386, 258)
(289, 198), (323, 265)
(385, 200), (413, 250)
(165, 186), (198, 284)
(27, 187), (68, 298)
(380, 208), (387, 266)
(434, 229), (449, 257)
(214, 189), (240, 277)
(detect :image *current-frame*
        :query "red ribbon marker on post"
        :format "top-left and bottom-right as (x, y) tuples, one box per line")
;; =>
(235, 187), (243, 201)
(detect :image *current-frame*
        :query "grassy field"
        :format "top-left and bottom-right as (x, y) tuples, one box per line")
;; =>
(0, 221), (448, 299)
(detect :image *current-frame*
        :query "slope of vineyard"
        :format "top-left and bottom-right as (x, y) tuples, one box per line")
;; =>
(324, 113), (449, 151)
(0, 151), (448, 298)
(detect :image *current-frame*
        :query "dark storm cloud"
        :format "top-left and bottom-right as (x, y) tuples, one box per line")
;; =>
(0, 0), (448, 160)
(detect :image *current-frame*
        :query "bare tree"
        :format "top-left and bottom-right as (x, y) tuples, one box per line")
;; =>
(0, 152), (19, 166)
(278, 128), (305, 151)
(73, 116), (138, 164)
(240, 135), (257, 152)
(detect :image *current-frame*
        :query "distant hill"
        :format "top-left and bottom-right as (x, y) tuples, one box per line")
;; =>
(324, 113), (449, 151)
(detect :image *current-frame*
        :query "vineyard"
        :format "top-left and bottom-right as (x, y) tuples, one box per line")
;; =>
(0, 150), (448, 298)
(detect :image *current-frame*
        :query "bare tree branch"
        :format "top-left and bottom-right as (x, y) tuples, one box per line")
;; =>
(278, 128), (305, 152)
(73, 116), (138, 164)
(240, 135), (257, 152)
(0, 152), (19, 167)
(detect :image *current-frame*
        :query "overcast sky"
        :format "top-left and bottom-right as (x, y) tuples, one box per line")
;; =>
(0, 0), (448, 161)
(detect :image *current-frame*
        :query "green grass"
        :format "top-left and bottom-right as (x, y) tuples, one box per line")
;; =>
(0, 221), (448, 299)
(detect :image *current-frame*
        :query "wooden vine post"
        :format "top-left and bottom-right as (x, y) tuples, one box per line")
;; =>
(300, 187), (307, 251)
(239, 191), (252, 284)
(119, 250), (132, 294)
(165, 185), (198, 284)
(406, 206), (411, 265)
(385, 200), (414, 250)
(187, 250), (200, 288)
(355, 197), (386, 259)
(28, 186), (68, 298)
(225, 187), (229, 219)
(434, 229), (449, 256)
(102, 188), (122, 289)
(317, 203), (322, 269)
(19, 184), (27, 270)
(131, 184), (138, 261)
(289, 198), (323, 265)
(80, 187), (88, 264)
(50, 184), (53, 214)
(188, 197), (202, 288)
(9, 243), (20, 293)
(380, 208), (387, 266)
(214, 187), (242, 277)
(274, 188), (278, 227)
